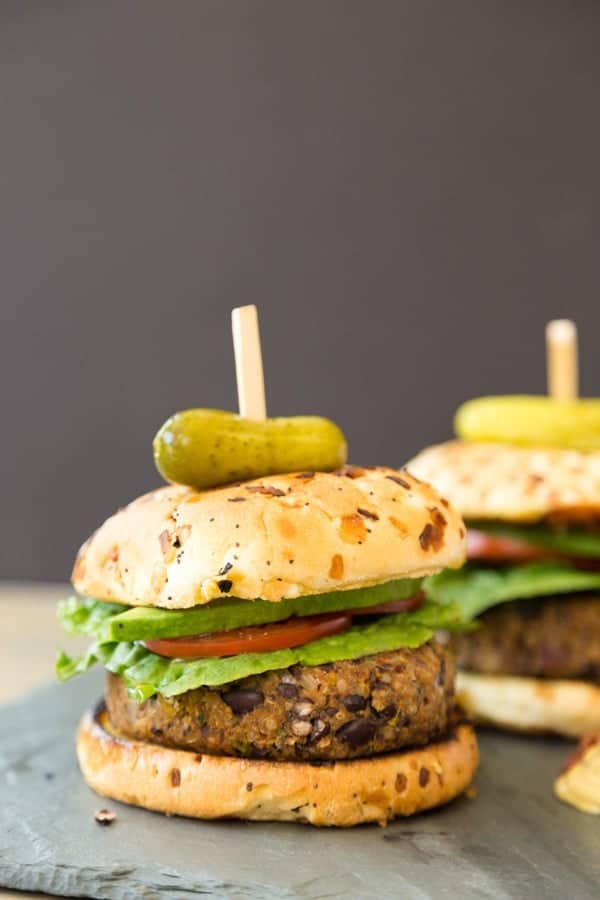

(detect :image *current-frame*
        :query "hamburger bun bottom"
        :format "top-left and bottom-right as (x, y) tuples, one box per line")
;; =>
(77, 703), (478, 827)
(456, 671), (600, 738)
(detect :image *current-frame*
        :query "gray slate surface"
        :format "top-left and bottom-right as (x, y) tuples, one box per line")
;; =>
(1, 673), (599, 900)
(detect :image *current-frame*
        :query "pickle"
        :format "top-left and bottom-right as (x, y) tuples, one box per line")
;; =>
(153, 409), (348, 489)
(455, 396), (600, 451)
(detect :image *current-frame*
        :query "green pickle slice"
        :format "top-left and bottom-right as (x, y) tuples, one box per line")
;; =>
(153, 408), (348, 489)
(455, 396), (600, 451)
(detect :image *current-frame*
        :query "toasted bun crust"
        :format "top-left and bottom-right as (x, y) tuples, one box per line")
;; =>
(407, 441), (600, 522)
(76, 705), (478, 826)
(72, 467), (465, 608)
(456, 671), (600, 737)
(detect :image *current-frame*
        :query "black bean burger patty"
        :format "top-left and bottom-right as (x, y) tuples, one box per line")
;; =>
(105, 643), (454, 761)
(452, 594), (600, 681)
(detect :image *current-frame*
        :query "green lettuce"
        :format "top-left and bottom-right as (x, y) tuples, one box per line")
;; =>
(56, 596), (468, 699)
(58, 595), (126, 636)
(57, 615), (432, 700)
(59, 577), (424, 643)
(469, 521), (600, 559)
(425, 561), (600, 621)
(61, 560), (600, 700)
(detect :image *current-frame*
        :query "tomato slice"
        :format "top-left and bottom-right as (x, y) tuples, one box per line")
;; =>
(143, 592), (426, 660)
(143, 613), (352, 659)
(466, 529), (552, 563)
(467, 529), (600, 571)
(350, 592), (425, 615)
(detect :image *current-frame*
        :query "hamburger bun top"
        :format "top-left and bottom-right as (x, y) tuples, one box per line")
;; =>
(72, 466), (465, 609)
(408, 441), (600, 523)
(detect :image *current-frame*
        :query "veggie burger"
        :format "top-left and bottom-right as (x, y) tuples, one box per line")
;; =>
(409, 440), (600, 737)
(59, 466), (478, 826)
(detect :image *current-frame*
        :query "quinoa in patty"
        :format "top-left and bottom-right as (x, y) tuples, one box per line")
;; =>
(105, 642), (455, 761)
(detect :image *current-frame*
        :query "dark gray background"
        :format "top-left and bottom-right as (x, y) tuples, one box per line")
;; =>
(2, 1), (599, 582)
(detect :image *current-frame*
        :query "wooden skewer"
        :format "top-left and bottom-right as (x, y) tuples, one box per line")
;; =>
(546, 319), (578, 401)
(231, 305), (267, 420)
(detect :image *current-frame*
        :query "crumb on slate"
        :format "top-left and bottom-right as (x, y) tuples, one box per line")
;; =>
(94, 808), (116, 826)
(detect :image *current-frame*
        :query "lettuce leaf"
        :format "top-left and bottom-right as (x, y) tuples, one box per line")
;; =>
(57, 614), (435, 699)
(57, 596), (126, 636)
(469, 521), (600, 559)
(425, 561), (600, 621)
(56, 595), (471, 698)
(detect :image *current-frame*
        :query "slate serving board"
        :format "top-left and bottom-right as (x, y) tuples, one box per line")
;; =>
(1, 673), (599, 900)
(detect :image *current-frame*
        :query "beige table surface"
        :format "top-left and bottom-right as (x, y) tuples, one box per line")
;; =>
(0, 582), (85, 900)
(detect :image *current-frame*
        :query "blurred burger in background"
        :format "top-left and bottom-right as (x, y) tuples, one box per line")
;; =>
(410, 320), (600, 741)
(410, 438), (600, 737)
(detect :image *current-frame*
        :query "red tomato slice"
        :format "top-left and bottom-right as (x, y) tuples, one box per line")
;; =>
(466, 529), (552, 563)
(350, 592), (425, 615)
(143, 613), (352, 659)
(467, 529), (600, 570)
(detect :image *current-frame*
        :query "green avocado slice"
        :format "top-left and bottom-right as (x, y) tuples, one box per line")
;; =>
(59, 577), (424, 642)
